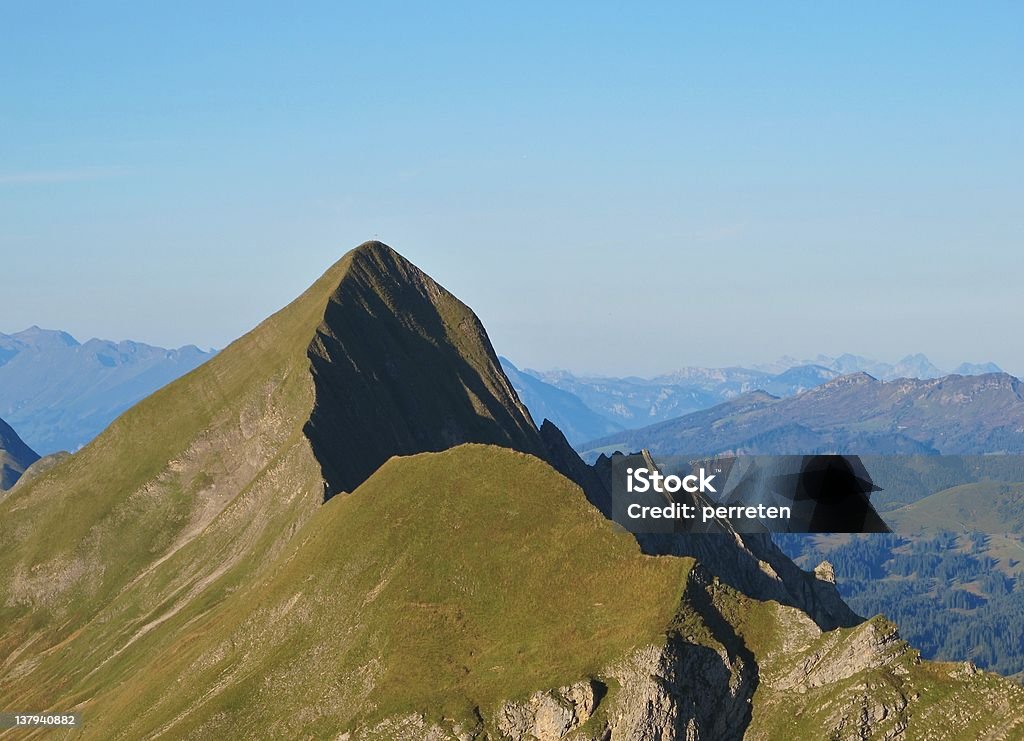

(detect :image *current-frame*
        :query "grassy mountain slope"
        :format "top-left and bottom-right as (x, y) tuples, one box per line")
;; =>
(0, 416), (39, 491)
(8, 444), (1021, 740)
(0, 258), (342, 731)
(59, 445), (690, 739)
(886, 482), (1024, 534)
(0, 242), (542, 724)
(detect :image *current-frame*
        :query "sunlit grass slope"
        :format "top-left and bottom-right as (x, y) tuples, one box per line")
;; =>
(51, 445), (690, 739)
(0, 241), (543, 727)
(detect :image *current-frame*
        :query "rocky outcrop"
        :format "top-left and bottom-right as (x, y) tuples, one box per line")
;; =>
(498, 680), (603, 740)
(592, 566), (758, 741)
(774, 616), (911, 692)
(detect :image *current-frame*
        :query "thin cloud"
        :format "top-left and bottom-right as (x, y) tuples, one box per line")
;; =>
(0, 167), (128, 185)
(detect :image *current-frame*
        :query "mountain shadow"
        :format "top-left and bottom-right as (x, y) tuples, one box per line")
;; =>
(302, 242), (542, 499)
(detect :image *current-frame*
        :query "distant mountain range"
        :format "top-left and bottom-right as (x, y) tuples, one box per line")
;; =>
(755, 352), (1003, 381)
(0, 321), (1002, 457)
(582, 371), (1024, 458)
(0, 326), (214, 454)
(507, 354), (1004, 447)
(500, 358), (624, 444)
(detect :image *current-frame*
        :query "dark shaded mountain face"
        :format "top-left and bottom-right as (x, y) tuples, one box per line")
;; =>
(0, 327), (213, 454)
(0, 416), (39, 490)
(304, 243), (543, 498)
(584, 371), (1024, 457)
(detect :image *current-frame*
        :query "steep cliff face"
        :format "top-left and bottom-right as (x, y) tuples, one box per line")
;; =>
(304, 242), (543, 499)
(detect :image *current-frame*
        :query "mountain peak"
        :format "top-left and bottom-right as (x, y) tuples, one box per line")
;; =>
(952, 361), (1003, 376)
(303, 242), (543, 498)
(9, 326), (80, 348)
(350, 238), (396, 256)
(822, 371), (878, 387)
(346, 240), (411, 276)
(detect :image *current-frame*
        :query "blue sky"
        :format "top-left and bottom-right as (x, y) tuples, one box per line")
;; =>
(2, 2), (1021, 375)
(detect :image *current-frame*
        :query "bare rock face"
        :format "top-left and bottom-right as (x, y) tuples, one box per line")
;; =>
(493, 642), (752, 741)
(814, 560), (837, 584)
(304, 242), (544, 499)
(600, 638), (754, 741)
(775, 616), (911, 692)
(451, 565), (759, 741)
(498, 680), (601, 740)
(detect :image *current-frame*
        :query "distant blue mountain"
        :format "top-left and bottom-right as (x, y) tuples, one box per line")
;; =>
(769, 353), (1003, 381)
(952, 361), (1003, 376)
(498, 358), (623, 446)
(0, 327), (214, 454)
(517, 363), (842, 435)
(511, 355), (1010, 452)
(758, 364), (840, 396)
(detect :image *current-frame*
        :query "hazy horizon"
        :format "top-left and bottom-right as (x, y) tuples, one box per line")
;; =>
(3, 4), (1021, 376)
(1, 318), (1015, 382)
